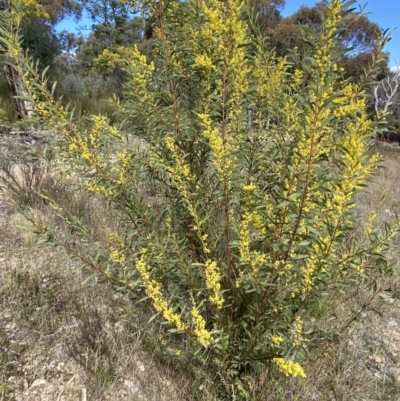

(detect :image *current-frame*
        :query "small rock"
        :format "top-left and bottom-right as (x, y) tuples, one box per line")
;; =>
(30, 378), (47, 388)
(5, 321), (16, 330)
(124, 379), (134, 388)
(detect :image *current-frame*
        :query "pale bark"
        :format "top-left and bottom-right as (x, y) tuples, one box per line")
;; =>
(1, 0), (34, 119)
(374, 69), (400, 114)
(4, 63), (34, 118)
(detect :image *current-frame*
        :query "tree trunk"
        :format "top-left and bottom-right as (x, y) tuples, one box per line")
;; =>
(0, 0), (10, 10)
(1, 0), (34, 119)
(4, 63), (33, 118)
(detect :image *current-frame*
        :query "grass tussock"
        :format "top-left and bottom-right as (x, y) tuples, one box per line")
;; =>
(60, 98), (121, 125)
(1, 141), (400, 400)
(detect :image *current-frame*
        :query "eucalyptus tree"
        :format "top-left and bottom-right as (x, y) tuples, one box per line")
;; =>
(267, 1), (389, 80)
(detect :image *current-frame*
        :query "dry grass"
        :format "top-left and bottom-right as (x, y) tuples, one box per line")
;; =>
(1, 140), (400, 400)
(0, 143), (193, 400)
(0, 199), (193, 401)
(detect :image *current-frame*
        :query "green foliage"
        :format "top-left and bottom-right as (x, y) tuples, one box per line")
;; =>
(0, 107), (10, 122)
(75, 13), (151, 98)
(1, 0), (399, 399)
(62, 73), (88, 100)
(0, 383), (13, 396)
(250, 0), (285, 33)
(20, 20), (61, 77)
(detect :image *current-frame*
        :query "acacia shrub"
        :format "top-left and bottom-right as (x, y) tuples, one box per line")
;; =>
(1, 0), (399, 399)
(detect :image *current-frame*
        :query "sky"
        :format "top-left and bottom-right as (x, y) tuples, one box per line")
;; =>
(56, 0), (400, 67)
